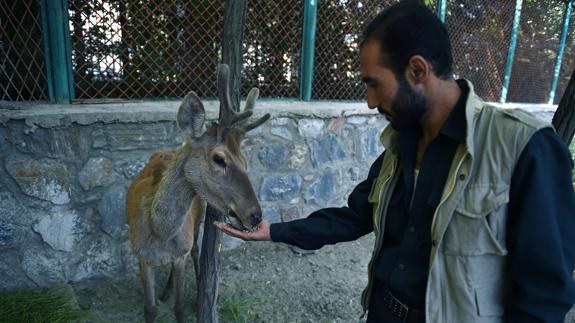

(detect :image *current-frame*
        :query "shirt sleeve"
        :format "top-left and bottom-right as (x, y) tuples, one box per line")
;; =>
(269, 152), (385, 250)
(505, 128), (575, 323)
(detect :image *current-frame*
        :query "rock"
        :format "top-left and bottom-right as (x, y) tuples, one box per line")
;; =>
(92, 123), (173, 151)
(347, 116), (367, 125)
(263, 208), (281, 223)
(288, 144), (308, 169)
(298, 119), (324, 138)
(119, 158), (147, 180)
(358, 127), (381, 159)
(22, 246), (67, 287)
(307, 168), (338, 201)
(258, 144), (289, 170)
(0, 192), (36, 248)
(5, 156), (75, 205)
(309, 134), (346, 166)
(78, 157), (120, 191)
(260, 174), (302, 201)
(271, 117), (292, 126)
(0, 252), (36, 290)
(97, 184), (128, 239)
(348, 167), (361, 182)
(270, 127), (293, 140)
(33, 208), (85, 252)
(328, 118), (346, 131)
(72, 235), (122, 282)
(281, 206), (300, 222)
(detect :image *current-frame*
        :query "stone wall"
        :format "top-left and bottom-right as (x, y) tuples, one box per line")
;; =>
(0, 100), (386, 290)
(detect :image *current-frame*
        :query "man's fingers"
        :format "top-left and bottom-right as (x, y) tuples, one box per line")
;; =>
(213, 221), (250, 240)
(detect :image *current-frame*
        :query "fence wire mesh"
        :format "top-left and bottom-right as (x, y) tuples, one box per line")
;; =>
(2, 0), (574, 103)
(553, 2), (575, 105)
(0, 1), (48, 101)
(445, 0), (515, 102)
(68, 0), (224, 100)
(243, 0), (304, 98)
(507, 0), (566, 103)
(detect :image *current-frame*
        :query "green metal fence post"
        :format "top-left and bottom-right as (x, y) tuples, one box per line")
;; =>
(40, 0), (74, 103)
(436, 0), (447, 22)
(500, 0), (523, 103)
(300, 0), (318, 101)
(548, 0), (573, 105)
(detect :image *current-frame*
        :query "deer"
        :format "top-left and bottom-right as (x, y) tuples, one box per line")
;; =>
(125, 64), (270, 323)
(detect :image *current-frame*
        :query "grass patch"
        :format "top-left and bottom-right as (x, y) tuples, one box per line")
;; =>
(219, 294), (257, 323)
(0, 285), (87, 323)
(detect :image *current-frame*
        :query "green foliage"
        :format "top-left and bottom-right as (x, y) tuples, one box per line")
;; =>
(0, 286), (87, 323)
(219, 294), (258, 323)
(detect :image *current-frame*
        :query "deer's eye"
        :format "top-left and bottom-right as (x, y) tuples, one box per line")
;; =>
(212, 154), (227, 168)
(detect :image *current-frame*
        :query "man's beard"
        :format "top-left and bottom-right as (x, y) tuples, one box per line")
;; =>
(386, 78), (428, 132)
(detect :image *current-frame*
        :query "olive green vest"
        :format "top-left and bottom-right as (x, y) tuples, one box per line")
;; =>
(361, 81), (552, 322)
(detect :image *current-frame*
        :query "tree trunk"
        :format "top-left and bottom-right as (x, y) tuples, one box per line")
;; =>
(197, 206), (223, 323)
(221, 0), (248, 111)
(553, 68), (575, 146)
(197, 3), (248, 322)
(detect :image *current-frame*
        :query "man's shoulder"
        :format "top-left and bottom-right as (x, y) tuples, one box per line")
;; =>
(476, 103), (552, 132)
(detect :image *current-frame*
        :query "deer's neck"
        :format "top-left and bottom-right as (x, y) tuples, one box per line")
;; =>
(150, 145), (196, 241)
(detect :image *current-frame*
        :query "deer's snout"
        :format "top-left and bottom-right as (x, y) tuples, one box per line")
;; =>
(250, 210), (262, 227)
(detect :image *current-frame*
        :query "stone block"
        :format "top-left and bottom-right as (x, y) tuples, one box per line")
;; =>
(298, 119), (324, 138)
(260, 174), (302, 201)
(307, 168), (338, 202)
(5, 156), (75, 205)
(288, 144), (308, 170)
(32, 208), (86, 252)
(263, 208), (281, 224)
(97, 184), (128, 239)
(347, 116), (367, 125)
(119, 158), (148, 180)
(358, 127), (381, 159)
(270, 126), (292, 140)
(328, 117), (346, 131)
(78, 157), (120, 191)
(93, 123), (174, 151)
(309, 134), (346, 166)
(22, 246), (67, 287)
(258, 143), (289, 170)
(0, 252), (36, 290)
(72, 235), (122, 282)
(281, 206), (300, 222)
(0, 192), (36, 248)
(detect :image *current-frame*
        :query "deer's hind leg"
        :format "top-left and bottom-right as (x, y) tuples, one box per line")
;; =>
(139, 262), (157, 323)
(159, 263), (174, 302)
(173, 255), (187, 323)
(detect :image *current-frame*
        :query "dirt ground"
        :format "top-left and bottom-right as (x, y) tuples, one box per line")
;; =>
(74, 232), (575, 323)
(74, 235), (374, 323)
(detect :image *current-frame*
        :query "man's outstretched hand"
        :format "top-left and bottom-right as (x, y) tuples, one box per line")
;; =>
(214, 219), (272, 241)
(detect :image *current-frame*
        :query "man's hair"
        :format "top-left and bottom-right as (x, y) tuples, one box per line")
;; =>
(361, 0), (453, 79)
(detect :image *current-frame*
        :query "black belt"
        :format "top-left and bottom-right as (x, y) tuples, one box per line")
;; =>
(381, 285), (424, 322)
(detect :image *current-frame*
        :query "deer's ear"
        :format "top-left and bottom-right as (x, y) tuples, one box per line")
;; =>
(177, 91), (205, 137)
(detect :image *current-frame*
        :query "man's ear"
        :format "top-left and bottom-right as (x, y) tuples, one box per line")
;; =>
(405, 55), (430, 86)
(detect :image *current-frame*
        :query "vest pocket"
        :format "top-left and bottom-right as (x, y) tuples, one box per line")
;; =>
(442, 186), (509, 256)
(474, 283), (505, 317)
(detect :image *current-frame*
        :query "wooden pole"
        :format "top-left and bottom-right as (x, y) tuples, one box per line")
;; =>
(197, 1), (248, 322)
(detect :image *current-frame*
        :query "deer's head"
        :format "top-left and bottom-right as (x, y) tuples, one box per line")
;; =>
(177, 64), (269, 232)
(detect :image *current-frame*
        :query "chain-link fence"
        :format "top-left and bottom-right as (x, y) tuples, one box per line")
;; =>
(1, 0), (574, 104)
(0, 1), (48, 101)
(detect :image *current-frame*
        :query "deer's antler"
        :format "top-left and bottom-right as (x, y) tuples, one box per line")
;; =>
(217, 64), (270, 141)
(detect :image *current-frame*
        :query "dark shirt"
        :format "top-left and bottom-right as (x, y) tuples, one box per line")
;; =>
(374, 82), (468, 310)
(270, 99), (575, 323)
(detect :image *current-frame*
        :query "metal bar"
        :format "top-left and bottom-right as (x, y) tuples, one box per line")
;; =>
(41, 0), (74, 103)
(549, 0), (573, 104)
(300, 0), (318, 101)
(436, 0), (447, 22)
(500, 0), (523, 103)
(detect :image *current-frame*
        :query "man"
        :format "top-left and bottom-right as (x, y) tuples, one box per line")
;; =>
(215, 1), (575, 322)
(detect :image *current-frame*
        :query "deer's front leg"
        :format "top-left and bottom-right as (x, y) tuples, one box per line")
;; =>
(139, 262), (157, 323)
(159, 263), (174, 302)
(173, 256), (187, 323)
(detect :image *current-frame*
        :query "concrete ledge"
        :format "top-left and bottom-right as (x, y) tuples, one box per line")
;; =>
(0, 100), (378, 130)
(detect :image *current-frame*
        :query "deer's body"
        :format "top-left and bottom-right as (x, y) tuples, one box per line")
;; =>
(125, 64), (269, 323)
(126, 149), (201, 266)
